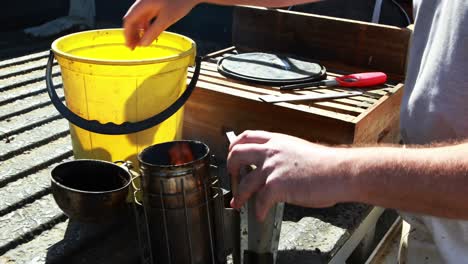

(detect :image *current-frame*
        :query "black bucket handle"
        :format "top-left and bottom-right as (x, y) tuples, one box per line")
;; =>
(46, 50), (201, 135)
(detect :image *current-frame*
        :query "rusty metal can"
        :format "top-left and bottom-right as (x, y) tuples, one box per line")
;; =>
(137, 140), (217, 264)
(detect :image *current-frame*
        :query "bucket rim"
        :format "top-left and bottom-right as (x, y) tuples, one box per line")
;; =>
(50, 159), (132, 195)
(51, 29), (196, 65)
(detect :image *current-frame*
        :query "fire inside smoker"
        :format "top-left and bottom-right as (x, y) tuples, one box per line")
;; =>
(136, 140), (226, 264)
(136, 140), (283, 264)
(168, 142), (195, 165)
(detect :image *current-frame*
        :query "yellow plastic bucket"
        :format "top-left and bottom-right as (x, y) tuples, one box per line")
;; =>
(46, 29), (200, 165)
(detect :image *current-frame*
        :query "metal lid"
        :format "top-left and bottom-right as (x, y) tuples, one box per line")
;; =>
(217, 52), (326, 85)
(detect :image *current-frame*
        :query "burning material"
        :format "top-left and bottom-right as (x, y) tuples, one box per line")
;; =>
(137, 140), (221, 264)
(168, 142), (194, 165)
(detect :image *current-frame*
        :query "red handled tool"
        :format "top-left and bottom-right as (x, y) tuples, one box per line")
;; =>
(280, 72), (387, 90)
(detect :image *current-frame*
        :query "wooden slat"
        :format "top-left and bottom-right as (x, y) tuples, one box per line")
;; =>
(184, 8), (407, 155)
(190, 61), (390, 115)
(196, 73), (368, 116)
(353, 84), (404, 144)
(185, 49), (404, 156)
(188, 71), (360, 121)
(204, 46), (237, 59)
(184, 80), (357, 158)
(200, 60), (393, 99)
(199, 57), (390, 99)
(232, 6), (411, 81)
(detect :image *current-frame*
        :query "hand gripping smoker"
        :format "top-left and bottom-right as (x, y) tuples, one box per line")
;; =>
(131, 137), (284, 264)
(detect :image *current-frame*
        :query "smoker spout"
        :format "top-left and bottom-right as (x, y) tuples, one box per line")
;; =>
(212, 188), (240, 262)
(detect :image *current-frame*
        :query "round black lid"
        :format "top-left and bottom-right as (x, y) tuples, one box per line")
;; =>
(217, 52), (326, 85)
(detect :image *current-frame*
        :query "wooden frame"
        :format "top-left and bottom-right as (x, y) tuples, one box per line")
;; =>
(233, 6), (412, 82)
(183, 6), (411, 158)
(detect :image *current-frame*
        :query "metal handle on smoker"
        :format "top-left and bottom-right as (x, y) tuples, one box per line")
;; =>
(114, 160), (143, 205)
(130, 175), (143, 206)
(124, 163), (234, 264)
(116, 160), (154, 264)
(46, 50), (202, 135)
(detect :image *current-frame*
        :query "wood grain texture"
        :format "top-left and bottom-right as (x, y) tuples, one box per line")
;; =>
(232, 6), (411, 82)
(353, 84), (404, 144)
(184, 56), (403, 158)
(183, 80), (356, 158)
(183, 7), (409, 157)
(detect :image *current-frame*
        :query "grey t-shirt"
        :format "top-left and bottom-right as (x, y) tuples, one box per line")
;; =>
(401, 0), (468, 143)
(400, 0), (468, 262)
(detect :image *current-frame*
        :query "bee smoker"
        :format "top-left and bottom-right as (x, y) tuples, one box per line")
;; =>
(226, 132), (284, 264)
(131, 139), (284, 264)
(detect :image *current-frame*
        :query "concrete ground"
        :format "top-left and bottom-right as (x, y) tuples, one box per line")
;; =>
(0, 44), (395, 264)
(0, 3), (404, 263)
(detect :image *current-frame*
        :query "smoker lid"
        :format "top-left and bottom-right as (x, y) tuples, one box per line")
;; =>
(217, 52), (326, 85)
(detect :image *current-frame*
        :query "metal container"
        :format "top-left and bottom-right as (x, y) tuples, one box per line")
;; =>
(136, 140), (223, 264)
(50, 159), (131, 223)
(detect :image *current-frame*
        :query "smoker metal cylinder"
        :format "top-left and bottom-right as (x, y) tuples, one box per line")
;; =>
(137, 140), (222, 264)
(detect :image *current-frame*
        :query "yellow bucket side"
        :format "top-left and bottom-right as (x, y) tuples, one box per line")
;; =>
(53, 29), (195, 165)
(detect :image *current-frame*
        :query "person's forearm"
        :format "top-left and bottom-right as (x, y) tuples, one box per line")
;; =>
(198, 0), (321, 8)
(343, 142), (468, 219)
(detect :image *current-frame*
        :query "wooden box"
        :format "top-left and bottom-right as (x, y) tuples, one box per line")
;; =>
(183, 6), (412, 158)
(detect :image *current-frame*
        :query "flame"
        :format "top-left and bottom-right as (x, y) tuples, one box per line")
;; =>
(168, 142), (194, 165)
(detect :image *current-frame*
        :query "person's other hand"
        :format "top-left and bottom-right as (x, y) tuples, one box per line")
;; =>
(227, 130), (353, 221)
(123, 0), (199, 49)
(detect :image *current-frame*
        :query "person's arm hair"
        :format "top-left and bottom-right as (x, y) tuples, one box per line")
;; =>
(344, 141), (468, 219)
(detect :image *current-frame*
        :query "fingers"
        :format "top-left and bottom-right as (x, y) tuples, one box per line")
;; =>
(123, 0), (188, 48)
(231, 168), (266, 209)
(139, 13), (170, 46)
(227, 130), (284, 217)
(255, 182), (280, 221)
(124, 3), (148, 49)
(229, 130), (274, 151)
(227, 143), (265, 196)
(123, 19), (141, 50)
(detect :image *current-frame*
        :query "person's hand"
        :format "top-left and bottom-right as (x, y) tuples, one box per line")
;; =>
(227, 130), (353, 221)
(123, 0), (199, 49)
